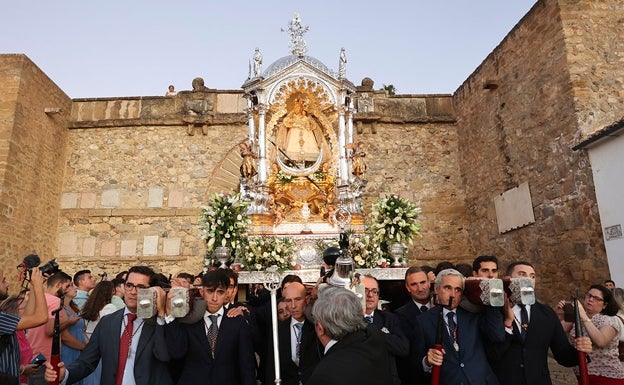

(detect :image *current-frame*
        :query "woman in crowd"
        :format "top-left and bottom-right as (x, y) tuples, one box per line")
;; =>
(60, 282), (87, 385)
(80, 280), (116, 385)
(612, 287), (624, 364)
(0, 293), (37, 385)
(560, 284), (624, 384)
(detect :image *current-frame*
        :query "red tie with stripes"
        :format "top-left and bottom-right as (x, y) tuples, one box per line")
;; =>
(115, 313), (137, 385)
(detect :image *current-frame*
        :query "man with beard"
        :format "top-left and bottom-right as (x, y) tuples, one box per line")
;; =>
(28, 271), (75, 385)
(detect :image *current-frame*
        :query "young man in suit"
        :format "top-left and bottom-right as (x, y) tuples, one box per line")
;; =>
(415, 268), (505, 385)
(362, 275), (408, 385)
(308, 286), (392, 385)
(264, 281), (322, 385)
(488, 261), (593, 385)
(44, 265), (172, 385)
(164, 269), (255, 385)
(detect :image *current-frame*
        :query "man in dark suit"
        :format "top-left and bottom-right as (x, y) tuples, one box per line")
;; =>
(164, 269), (255, 385)
(394, 266), (431, 383)
(395, 266), (432, 328)
(487, 261), (592, 385)
(308, 286), (392, 385)
(415, 268), (505, 385)
(44, 265), (172, 385)
(264, 281), (322, 385)
(362, 275), (408, 385)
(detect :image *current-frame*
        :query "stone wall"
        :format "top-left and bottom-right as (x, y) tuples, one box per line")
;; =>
(0, 55), (71, 290)
(454, 0), (614, 304)
(58, 122), (247, 276)
(558, 0), (624, 138)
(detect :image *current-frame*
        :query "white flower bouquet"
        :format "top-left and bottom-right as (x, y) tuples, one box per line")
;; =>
(368, 194), (421, 259)
(199, 193), (250, 257)
(239, 235), (296, 272)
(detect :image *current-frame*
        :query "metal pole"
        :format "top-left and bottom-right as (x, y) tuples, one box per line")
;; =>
(265, 268), (281, 384)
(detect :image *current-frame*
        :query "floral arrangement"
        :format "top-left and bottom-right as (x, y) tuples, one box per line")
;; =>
(368, 194), (421, 258)
(199, 193), (250, 257)
(317, 231), (384, 268)
(238, 235), (296, 271)
(349, 232), (385, 268)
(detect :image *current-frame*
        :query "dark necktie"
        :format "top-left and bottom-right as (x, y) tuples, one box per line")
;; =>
(520, 305), (529, 340)
(365, 315), (374, 324)
(447, 312), (458, 351)
(294, 322), (303, 365)
(447, 312), (457, 335)
(208, 314), (220, 358)
(115, 313), (137, 385)
(420, 305), (428, 313)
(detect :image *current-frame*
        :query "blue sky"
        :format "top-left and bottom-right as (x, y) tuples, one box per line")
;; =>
(1, 1), (536, 98)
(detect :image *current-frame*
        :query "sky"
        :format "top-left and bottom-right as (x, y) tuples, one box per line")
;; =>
(1, 1), (536, 99)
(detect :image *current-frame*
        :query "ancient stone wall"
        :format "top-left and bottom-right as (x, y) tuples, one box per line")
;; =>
(453, 0), (613, 305)
(59, 122), (247, 276)
(558, 0), (624, 138)
(362, 119), (472, 265)
(0, 55), (71, 290)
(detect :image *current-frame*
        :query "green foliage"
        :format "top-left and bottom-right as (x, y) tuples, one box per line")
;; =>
(382, 84), (397, 95)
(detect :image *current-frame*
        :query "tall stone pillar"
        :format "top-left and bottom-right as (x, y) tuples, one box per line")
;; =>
(338, 110), (348, 185)
(246, 99), (255, 146)
(257, 105), (267, 183)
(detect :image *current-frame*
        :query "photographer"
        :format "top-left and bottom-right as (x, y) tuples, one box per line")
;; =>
(27, 271), (75, 385)
(0, 268), (48, 384)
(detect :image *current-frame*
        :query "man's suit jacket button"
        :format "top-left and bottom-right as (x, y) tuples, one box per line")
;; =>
(520, 363), (525, 368)
(460, 363), (465, 368)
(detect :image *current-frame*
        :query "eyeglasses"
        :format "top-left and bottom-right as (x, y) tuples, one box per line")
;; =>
(585, 293), (604, 302)
(124, 282), (149, 291)
(365, 288), (379, 296)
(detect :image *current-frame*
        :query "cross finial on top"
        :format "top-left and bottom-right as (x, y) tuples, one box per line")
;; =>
(288, 12), (309, 57)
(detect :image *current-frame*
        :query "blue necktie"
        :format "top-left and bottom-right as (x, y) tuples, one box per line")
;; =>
(447, 312), (456, 331)
(294, 323), (303, 365)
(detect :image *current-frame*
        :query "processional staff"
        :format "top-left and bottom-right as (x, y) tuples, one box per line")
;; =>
(265, 267), (282, 384)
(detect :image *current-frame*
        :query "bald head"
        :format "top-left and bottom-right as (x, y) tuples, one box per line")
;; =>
(282, 281), (308, 322)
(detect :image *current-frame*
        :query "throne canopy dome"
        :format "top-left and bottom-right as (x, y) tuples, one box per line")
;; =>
(263, 55), (336, 79)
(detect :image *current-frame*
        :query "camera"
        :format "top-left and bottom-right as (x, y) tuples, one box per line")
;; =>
(39, 259), (60, 276)
(18, 255), (62, 291)
(18, 254), (60, 276)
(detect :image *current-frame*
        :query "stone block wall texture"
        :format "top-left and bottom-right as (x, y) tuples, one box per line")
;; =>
(559, 0), (624, 137)
(0, 55), (71, 291)
(453, 0), (621, 305)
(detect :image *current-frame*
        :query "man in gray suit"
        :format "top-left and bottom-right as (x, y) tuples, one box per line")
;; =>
(44, 265), (172, 385)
